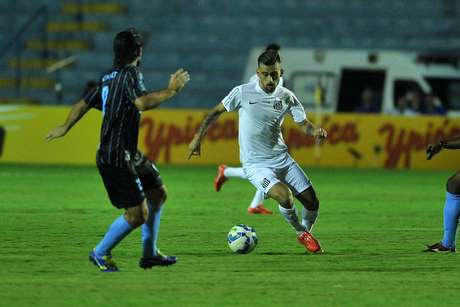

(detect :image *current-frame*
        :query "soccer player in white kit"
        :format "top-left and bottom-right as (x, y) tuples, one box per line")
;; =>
(213, 44), (284, 215)
(213, 74), (284, 215)
(189, 50), (327, 253)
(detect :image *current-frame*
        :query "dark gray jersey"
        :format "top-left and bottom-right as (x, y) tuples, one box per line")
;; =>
(84, 65), (145, 167)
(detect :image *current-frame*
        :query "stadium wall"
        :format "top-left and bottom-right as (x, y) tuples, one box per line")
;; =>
(1, 106), (459, 170)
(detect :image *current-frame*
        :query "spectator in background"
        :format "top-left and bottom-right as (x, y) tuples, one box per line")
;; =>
(388, 95), (418, 116)
(405, 91), (422, 115)
(355, 88), (379, 113)
(393, 96), (410, 115)
(424, 93), (446, 115)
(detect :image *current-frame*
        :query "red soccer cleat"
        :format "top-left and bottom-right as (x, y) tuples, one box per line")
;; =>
(248, 204), (273, 215)
(297, 231), (323, 253)
(214, 164), (228, 192)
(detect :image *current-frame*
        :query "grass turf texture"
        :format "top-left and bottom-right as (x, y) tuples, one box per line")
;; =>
(0, 164), (459, 307)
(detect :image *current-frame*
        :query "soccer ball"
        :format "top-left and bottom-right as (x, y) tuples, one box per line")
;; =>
(227, 224), (258, 254)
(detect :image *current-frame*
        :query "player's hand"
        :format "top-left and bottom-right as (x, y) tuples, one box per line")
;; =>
(168, 69), (190, 93)
(313, 127), (327, 140)
(45, 125), (67, 142)
(188, 134), (201, 159)
(426, 142), (442, 160)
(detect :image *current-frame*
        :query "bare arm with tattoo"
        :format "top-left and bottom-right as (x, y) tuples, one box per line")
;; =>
(188, 102), (227, 159)
(297, 118), (328, 139)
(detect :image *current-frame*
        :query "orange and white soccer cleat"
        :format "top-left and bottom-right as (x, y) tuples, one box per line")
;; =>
(214, 164), (228, 192)
(297, 231), (323, 253)
(248, 204), (273, 215)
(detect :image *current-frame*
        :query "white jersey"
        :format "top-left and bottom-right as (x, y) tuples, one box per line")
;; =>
(249, 74), (284, 87)
(222, 81), (306, 168)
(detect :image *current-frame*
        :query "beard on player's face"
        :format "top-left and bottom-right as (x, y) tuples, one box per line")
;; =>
(257, 63), (281, 93)
(261, 76), (279, 93)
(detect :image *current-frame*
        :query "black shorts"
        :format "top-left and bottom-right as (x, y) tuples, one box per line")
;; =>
(97, 163), (145, 209)
(133, 151), (163, 191)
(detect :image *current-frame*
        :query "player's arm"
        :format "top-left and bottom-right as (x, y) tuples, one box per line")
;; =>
(426, 135), (460, 159)
(45, 99), (91, 142)
(134, 69), (190, 111)
(288, 92), (326, 139)
(188, 102), (227, 159)
(297, 118), (327, 139)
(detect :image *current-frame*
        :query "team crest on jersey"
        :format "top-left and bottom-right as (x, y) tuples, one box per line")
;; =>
(273, 98), (283, 111)
(261, 178), (271, 188)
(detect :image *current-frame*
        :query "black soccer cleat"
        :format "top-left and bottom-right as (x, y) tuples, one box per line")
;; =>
(139, 254), (178, 269)
(423, 242), (456, 253)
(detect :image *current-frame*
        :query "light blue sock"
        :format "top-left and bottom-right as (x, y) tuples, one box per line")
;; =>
(94, 215), (134, 257)
(441, 192), (460, 249)
(141, 202), (164, 257)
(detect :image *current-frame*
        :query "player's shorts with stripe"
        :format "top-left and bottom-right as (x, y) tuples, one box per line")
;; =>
(133, 151), (163, 191)
(97, 161), (145, 209)
(244, 155), (312, 196)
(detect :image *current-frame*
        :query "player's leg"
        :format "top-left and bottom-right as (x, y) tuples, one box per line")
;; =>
(282, 160), (319, 231)
(214, 164), (228, 191)
(219, 165), (270, 213)
(140, 185), (178, 268)
(245, 167), (303, 230)
(281, 159), (322, 252)
(215, 165), (249, 191)
(134, 153), (177, 268)
(91, 200), (148, 271)
(441, 170), (460, 249)
(295, 187), (319, 232)
(267, 182), (306, 233)
(135, 154), (166, 257)
(426, 170), (460, 252)
(94, 203), (146, 255)
(224, 166), (246, 178)
(246, 166), (321, 253)
(142, 186), (167, 258)
(90, 164), (147, 271)
(248, 189), (272, 214)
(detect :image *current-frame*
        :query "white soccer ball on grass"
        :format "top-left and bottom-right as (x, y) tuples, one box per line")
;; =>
(227, 224), (258, 254)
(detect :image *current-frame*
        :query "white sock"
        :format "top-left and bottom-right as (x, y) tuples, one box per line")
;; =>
(301, 208), (318, 232)
(223, 167), (246, 179)
(278, 205), (306, 234)
(249, 189), (265, 208)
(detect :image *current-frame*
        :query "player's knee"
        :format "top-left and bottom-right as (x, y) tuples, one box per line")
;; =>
(124, 207), (147, 227)
(299, 197), (319, 211)
(158, 185), (167, 204)
(447, 173), (460, 195)
(299, 187), (319, 210)
(146, 185), (167, 206)
(308, 197), (319, 211)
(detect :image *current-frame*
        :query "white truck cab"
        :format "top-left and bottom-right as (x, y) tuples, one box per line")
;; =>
(243, 48), (460, 115)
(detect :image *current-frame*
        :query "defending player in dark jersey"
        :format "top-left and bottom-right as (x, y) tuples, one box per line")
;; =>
(424, 135), (460, 253)
(46, 28), (190, 271)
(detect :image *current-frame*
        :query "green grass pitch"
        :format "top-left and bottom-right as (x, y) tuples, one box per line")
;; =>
(0, 164), (459, 307)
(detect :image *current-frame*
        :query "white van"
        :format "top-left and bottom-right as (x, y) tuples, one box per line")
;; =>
(243, 48), (460, 115)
